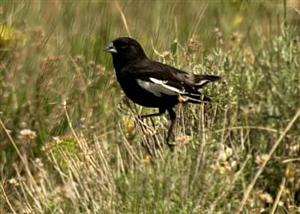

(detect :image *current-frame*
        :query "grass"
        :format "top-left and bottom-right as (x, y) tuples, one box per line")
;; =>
(1, 0), (300, 213)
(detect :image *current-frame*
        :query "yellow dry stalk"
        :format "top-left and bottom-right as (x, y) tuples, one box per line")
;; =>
(0, 24), (26, 48)
(125, 117), (135, 136)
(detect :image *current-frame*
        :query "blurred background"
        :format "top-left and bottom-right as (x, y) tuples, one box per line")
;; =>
(0, 0), (300, 213)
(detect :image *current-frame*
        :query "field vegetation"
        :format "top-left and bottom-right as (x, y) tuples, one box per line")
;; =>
(0, 1), (300, 213)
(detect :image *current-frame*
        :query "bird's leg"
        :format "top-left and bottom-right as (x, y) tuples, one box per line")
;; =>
(141, 107), (166, 119)
(166, 108), (176, 149)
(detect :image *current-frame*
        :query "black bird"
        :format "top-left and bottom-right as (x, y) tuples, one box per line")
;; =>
(105, 37), (220, 147)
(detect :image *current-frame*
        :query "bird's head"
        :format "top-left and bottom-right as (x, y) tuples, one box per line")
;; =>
(105, 37), (147, 64)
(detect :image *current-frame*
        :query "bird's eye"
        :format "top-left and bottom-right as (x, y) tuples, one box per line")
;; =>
(121, 44), (128, 49)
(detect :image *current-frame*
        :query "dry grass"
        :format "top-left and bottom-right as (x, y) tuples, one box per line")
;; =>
(1, 1), (300, 213)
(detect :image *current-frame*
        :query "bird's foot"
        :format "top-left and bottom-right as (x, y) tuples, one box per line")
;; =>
(166, 141), (176, 151)
(166, 133), (177, 151)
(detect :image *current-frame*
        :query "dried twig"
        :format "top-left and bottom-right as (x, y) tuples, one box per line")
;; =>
(236, 109), (300, 214)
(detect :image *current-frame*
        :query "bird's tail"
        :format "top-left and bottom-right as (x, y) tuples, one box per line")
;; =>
(193, 75), (221, 88)
(180, 74), (220, 103)
(179, 93), (211, 104)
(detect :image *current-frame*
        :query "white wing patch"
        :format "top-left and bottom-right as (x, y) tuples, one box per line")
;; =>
(149, 78), (183, 94)
(136, 79), (161, 96)
(136, 77), (183, 97)
(195, 79), (210, 87)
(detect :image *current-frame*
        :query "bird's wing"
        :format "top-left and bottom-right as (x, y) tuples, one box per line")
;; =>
(123, 60), (219, 101)
(139, 60), (220, 89)
(136, 77), (184, 97)
(122, 61), (200, 96)
(136, 77), (207, 103)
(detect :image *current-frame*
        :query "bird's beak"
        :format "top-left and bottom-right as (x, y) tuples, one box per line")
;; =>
(105, 42), (117, 53)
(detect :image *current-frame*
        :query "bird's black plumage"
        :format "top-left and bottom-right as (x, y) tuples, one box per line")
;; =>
(106, 37), (220, 147)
